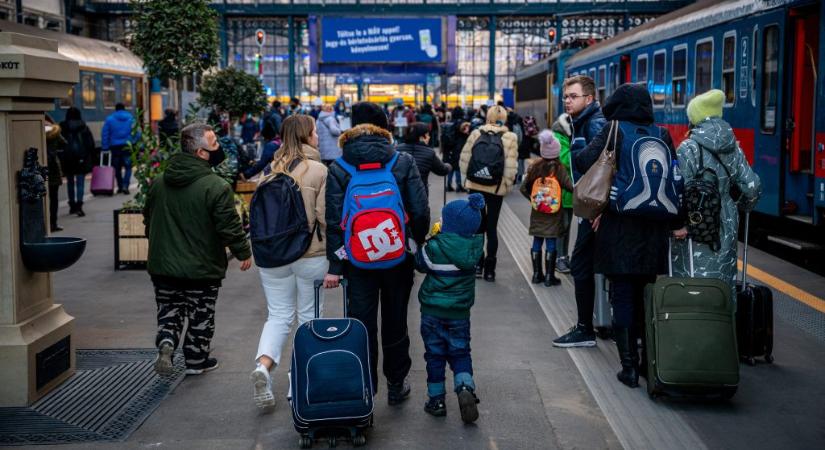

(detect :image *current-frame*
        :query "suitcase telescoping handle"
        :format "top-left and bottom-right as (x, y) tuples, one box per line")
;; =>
(313, 278), (348, 319)
(668, 237), (694, 277)
(99, 150), (112, 167)
(740, 211), (751, 285)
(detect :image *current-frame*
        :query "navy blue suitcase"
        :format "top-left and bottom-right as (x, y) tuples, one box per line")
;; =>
(290, 279), (373, 448)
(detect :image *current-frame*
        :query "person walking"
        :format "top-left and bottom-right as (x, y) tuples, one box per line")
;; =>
(397, 122), (451, 198)
(316, 104), (343, 165)
(102, 103), (139, 195)
(551, 113), (574, 273)
(262, 100), (284, 136)
(59, 107), (95, 217)
(240, 113), (259, 144)
(573, 83), (677, 388)
(158, 109), (180, 146)
(459, 105), (519, 281)
(249, 115), (328, 410)
(242, 120), (280, 180)
(324, 102), (430, 405)
(520, 130), (573, 287)
(671, 89), (761, 291)
(445, 121), (470, 192)
(145, 123), (252, 376)
(552, 75), (607, 348)
(45, 115), (66, 231)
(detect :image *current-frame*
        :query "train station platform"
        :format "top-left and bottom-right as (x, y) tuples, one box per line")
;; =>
(17, 175), (825, 449)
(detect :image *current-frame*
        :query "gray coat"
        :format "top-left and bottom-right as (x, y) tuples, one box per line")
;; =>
(316, 111), (342, 161)
(671, 118), (762, 291)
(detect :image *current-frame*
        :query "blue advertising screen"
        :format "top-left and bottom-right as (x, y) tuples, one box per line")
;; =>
(319, 17), (444, 64)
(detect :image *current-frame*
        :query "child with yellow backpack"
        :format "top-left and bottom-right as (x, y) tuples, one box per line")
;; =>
(520, 130), (573, 286)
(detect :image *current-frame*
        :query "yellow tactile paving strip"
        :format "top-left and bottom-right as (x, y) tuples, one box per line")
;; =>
(738, 260), (825, 314)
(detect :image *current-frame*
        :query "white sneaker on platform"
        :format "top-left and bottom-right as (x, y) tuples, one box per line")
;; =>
(251, 366), (275, 411)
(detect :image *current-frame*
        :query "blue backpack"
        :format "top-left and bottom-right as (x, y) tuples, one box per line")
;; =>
(337, 153), (408, 269)
(609, 122), (682, 220)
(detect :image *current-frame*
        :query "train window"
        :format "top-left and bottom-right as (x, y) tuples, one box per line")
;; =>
(636, 54), (648, 83)
(609, 63), (618, 94)
(695, 38), (714, 96)
(81, 74), (96, 109)
(751, 26), (758, 108)
(652, 50), (666, 107)
(598, 66), (606, 104)
(723, 32), (736, 106)
(761, 25), (779, 133)
(121, 78), (134, 108)
(102, 76), (116, 109)
(672, 45), (687, 107)
(59, 86), (74, 109)
(589, 68), (596, 82)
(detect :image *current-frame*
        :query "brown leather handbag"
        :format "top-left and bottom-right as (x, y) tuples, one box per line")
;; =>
(573, 121), (618, 220)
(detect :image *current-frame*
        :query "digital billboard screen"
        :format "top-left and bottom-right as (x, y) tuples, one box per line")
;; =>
(317, 17), (446, 64)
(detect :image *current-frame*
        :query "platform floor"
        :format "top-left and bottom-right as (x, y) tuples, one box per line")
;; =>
(28, 174), (825, 449)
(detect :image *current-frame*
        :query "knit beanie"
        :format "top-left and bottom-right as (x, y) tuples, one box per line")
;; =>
(441, 193), (485, 237)
(351, 102), (389, 130)
(538, 129), (560, 159)
(687, 89), (725, 125)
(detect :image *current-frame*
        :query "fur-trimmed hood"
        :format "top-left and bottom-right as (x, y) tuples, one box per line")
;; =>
(337, 123), (396, 166)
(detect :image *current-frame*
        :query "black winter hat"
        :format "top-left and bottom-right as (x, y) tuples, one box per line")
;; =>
(352, 102), (389, 130)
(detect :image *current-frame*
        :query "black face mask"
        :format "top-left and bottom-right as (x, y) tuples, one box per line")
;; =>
(205, 147), (225, 167)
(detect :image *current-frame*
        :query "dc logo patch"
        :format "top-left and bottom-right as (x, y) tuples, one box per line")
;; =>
(350, 212), (405, 263)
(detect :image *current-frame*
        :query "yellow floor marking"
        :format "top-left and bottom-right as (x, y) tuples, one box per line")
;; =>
(738, 260), (825, 314)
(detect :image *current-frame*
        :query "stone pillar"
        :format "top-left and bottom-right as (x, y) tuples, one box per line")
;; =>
(0, 32), (79, 406)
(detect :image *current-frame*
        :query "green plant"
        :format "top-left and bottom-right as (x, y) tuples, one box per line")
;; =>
(197, 66), (267, 121)
(123, 111), (179, 210)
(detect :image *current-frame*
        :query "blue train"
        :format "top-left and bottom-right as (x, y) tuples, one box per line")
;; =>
(517, 0), (825, 238)
(0, 20), (147, 143)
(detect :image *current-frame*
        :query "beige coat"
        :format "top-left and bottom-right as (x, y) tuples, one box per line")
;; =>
(263, 143), (328, 259)
(459, 124), (519, 195)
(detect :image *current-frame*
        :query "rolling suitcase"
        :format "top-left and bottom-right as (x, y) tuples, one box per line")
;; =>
(91, 151), (115, 196)
(736, 212), (774, 365)
(290, 279), (372, 448)
(593, 274), (612, 339)
(645, 239), (739, 399)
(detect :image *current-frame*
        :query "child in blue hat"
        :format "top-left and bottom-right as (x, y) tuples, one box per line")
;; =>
(414, 193), (485, 423)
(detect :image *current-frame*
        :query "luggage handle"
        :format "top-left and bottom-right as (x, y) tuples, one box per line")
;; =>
(740, 211), (751, 285)
(313, 278), (348, 319)
(668, 237), (694, 277)
(99, 150), (112, 167)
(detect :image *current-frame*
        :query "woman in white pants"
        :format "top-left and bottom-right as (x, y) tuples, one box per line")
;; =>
(251, 114), (329, 410)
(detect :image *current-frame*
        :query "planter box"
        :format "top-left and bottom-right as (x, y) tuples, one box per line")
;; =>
(114, 209), (148, 270)
(235, 180), (256, 206)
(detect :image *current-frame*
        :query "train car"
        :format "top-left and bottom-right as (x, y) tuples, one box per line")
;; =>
(562, 0), (825, 237)
(0, 20), (147, 143)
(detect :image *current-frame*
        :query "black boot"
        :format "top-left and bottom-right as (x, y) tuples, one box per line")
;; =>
(68, 200), (77, 214)
(530, 251), (544, 284)
(475, 254), (484, 278)
(483, 256), (496, 282)
(75, 202), (85, 217)
(614, 325), (639, 388)
(635, 325), (648, 379)
(544, 251), (561, 286)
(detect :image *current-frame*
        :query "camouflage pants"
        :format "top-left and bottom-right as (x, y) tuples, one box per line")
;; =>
(154, 284), (219, 367)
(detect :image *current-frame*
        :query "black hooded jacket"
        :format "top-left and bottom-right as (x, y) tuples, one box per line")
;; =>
(325, 124), (431, 275)
(396, 142), (451, 197)
(574, 83), (677, 276)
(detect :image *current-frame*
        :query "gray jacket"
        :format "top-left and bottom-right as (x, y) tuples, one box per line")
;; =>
(671, 117), (762, 291)
(316, 111), (342, 161)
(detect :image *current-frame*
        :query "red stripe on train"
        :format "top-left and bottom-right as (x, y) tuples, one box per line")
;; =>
(659, 123), (755, 166)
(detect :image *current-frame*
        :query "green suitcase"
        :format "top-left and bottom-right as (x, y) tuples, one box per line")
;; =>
(645, 240), (739, 399)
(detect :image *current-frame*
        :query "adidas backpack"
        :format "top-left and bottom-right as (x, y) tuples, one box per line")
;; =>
(250, 163), (320, 268)
(609, 122), (682, 220)
(337, 153), (408, 269)
(684, 147), (723, 251)
(531, 174), (562, 214)
(466, 130), (505, 189)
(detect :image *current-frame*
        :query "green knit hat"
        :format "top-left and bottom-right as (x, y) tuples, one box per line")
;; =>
(687, 89), (725, 125)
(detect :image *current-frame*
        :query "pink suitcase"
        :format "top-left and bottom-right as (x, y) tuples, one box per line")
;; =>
(91, 151), (115, 196)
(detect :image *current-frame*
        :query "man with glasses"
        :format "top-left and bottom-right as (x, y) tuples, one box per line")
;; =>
(552, 76), (607, 348)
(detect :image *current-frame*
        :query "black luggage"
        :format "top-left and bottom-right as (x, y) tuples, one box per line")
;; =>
(735, 212), (774, 365)
(290, 279), (372, 448)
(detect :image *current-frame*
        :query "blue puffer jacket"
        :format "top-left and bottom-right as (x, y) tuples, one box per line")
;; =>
(102, 110), (138, 150)
(569, 101), (607, 182)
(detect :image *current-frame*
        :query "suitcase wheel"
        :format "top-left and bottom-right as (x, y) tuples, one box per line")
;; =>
(352, 434), (366, 447)
(765, 354), (774, 364)
(298, 436), (312, 449)
(746, 357), (756, 366)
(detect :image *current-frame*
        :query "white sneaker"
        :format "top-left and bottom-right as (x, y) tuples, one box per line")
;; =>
(251, 366), (275, 411)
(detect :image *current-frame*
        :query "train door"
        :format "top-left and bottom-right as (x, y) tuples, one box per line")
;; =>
(784, 5), (820, 223)
(620, 55), (631, 84)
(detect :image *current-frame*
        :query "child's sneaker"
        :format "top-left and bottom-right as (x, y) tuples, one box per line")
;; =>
(251, 365), (275, 411)
(456, 385), (480, 424)
(424, 397), (446, 417)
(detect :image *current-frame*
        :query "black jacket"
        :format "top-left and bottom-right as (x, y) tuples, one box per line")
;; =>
(325, 124), (431, 275)
(574, 83), (676, 276)
(570, 101), (607, 181)
(59, 119), (96, 176)
(158, 116), (179, 145)
(397, 142), (451, 197)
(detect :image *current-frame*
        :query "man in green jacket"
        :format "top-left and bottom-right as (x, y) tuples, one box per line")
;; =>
(144, 123), (252, 376)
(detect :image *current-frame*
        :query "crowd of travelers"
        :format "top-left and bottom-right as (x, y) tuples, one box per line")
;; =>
(132, 76), (763, 431)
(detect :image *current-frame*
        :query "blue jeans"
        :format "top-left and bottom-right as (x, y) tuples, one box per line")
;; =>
(447, 168), (462, 189)
(111, 146), (132, 190)
(420, 313), (474, 399)
(65, 174), (85, 204)
(531, 236), (557, 253)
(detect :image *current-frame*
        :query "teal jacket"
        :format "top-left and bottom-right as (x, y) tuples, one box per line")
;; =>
(415, 232), (484, 319)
